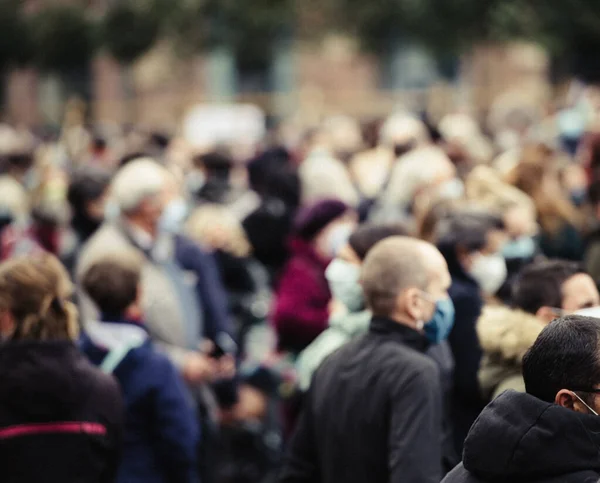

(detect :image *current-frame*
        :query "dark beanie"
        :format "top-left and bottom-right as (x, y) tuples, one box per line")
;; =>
(294, 199), (349, 241)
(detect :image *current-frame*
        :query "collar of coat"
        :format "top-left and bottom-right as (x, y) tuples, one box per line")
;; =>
(369, 316), (429, 352)
(477, 305), (545, 364)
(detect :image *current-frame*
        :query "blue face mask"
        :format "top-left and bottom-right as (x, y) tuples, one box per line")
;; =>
(502, 236), (536, 260)
(423, 297), (455, 344)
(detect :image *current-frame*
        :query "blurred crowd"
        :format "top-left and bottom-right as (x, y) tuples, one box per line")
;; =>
(3, 85), (600, 483)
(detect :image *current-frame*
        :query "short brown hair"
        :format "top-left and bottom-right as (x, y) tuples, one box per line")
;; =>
(0, 254), (78, 341)
(361, 237), (431, 317)
(82, 254), (142, 319)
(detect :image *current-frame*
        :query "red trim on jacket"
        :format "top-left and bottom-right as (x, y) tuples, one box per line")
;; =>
(0, 422), (107, 440)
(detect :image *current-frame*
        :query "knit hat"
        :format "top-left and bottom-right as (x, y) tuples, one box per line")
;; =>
(294, 199), (349, 241)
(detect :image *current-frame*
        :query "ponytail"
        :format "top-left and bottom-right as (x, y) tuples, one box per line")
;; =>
(0, 255), (79, 342)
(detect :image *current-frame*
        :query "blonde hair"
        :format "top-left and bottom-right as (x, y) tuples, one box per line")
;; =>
(186, 204), (252, 258)
(506, 156), (584, 234)
(0, 254), (79, 341)
(466, 166), (536, 215)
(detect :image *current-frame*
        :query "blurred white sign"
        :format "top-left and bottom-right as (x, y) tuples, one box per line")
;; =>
(183, 104), (266, 148)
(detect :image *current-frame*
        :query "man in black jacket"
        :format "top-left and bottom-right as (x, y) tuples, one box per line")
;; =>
(279, 236), (453, 483)
(444, 315), (600, 483)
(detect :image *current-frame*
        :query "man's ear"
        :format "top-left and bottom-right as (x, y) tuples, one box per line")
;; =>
(124, 285), (143, 321)
(556, 389), (589, 414)
(401, 287), (422, 322)
(536, 306), (560, 325)
(556, 389), (576, 409)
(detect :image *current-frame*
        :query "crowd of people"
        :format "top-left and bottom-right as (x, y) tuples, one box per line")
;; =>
(2, 88), (600, 482)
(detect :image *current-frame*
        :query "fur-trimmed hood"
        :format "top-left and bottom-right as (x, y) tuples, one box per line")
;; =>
(477, 305), (545, 364)
(477, 306), (546, 401)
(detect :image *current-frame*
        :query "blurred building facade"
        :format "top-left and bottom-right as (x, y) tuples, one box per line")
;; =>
(5, 34), (551, 128)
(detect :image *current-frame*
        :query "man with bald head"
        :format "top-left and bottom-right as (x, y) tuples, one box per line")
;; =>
(280, 237), (453, 483)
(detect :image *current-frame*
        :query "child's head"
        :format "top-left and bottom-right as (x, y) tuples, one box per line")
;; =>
(0, 254), (78, 341)
(82, 252), (143, 321)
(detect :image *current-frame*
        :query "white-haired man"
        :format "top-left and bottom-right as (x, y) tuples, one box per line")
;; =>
(77, 158), (236, 391)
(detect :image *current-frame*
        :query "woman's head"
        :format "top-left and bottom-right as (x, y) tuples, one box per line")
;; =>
(186, 204), (252, 258)
(67, 166), (111, 224)
(294, 199), (356, 260)
(507, 155), (583, 233)
(466, 165), (538, 241)
(0, 254), (78, 342)
(435, 209), (508, 295)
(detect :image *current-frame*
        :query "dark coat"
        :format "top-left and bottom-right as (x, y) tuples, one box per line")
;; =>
(272, 239), (332, 354)
(279, 317), (442, 483)
(243, 198), (296, 283)
(441, 245), (485, 455)
(81, 319), (200, 483)
(443, 391), (600, 483)
(0, 341), (123, 483)
(175, 234), (235, 346)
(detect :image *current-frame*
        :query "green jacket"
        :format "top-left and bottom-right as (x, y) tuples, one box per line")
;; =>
(296, 309), (371, 391)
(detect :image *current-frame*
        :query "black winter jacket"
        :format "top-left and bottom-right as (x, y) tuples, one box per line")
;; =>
(443, 390), (600, 483)
(280, 317), (442, 483)
(0, 341), (124, 483)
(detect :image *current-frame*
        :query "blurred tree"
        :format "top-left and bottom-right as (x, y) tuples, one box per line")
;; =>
(0, 0), (33, 70)
(29, 5), (95, 74)
(101, 0), (160, 65)
(328, 0), (600, 81)
(167, 0), (294, 70)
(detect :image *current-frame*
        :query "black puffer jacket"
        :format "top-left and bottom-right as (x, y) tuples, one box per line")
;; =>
(0, 341), (124, 483)
(443, 390), (600, 483)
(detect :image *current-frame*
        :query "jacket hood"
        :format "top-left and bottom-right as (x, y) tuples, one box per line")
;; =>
(0, 341), (95, 420)
(477, 306), (545, 364)
(477, 306), (545, 399)
(463, 391), (600, 481)
(329, 309), (371, 336)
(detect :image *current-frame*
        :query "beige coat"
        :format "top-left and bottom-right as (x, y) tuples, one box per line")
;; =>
(477, 306), (545, 402)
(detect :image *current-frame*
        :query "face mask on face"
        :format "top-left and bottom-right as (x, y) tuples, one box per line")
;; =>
(159, 198), (189, 234)
(502, 236), (536, 260)
(420, 294), (455, 344)
(104, 200), (120, 221)
(325, 223), (354, 258)
(325, 259), (364, 313)
(469, 253), (507, 296)
(437, 178), (465, 200)
(575, 307), (600, 318)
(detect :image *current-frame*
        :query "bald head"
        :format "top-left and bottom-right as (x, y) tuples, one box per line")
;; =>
(362, 237), (450, 319)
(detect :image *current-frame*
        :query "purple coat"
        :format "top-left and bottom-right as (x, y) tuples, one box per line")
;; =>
(272, 238), (332, 353)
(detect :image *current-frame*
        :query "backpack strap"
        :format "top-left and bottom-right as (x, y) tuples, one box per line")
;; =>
(100, 340), (145, 374)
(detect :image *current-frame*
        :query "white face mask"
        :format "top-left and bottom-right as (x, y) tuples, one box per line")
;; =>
(159, 198), (189, 234)
(325, 259), (364, 313)
(469, 253), (507, 296)
(437, 178), (465, 200)
(104, 200), (120, 221)
(574, 307), (600, 319)
(325, 223), (354, 258)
